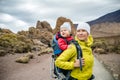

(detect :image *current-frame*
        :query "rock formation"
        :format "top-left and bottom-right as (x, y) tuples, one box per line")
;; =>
(18, 20), (53, 46)
(53, 17), (76, 36)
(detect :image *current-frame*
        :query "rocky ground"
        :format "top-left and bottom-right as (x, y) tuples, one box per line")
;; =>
(0, 52), (120, 80)
(94, 53), (120, 80)
(0, 53), (53, 80)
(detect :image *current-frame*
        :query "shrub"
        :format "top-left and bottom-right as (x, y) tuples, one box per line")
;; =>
(25, 52), (34, 59)
(115, 45), (120, 54)
(94, 48), (106, 54)
(92, 39), (107, 50)
(15, 56), (30, 63)
(0, 33), (17, 48)
(106, 45), (115, 52)
(0, 50), (7, 56)
(14, 41), (32, 53)
(0, 33), (33, 55)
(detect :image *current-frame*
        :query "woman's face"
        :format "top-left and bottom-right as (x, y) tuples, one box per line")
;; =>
(76, 29), (89, 41)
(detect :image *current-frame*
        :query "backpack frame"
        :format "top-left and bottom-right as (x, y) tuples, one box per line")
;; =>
(52, 35), (63, 55)
(51, 39), (83, 80)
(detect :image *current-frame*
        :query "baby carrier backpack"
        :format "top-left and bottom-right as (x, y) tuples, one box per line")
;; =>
(52, 34), (64, 55)
(50, 33), (83, 80)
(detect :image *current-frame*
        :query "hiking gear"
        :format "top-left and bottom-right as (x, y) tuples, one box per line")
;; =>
(52, 33), (73, 55)
(55, 35), (94, 80)
(58, 36), (73, 50)
(68, 74), (95, 80)
(77, 22), (90, 34)
(60, 22), (71, 32)
(68, 76), (77, 80)
(88, 74), (95, 80)
(52, 35), (63, 55)
(71, 40), (82, 70)
(51, 40), (83, 80)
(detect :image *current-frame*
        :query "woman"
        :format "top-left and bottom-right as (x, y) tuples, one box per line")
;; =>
(55, 22), (94, 80)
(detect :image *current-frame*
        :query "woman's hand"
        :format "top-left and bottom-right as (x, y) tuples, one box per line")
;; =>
(74, 58), (85, 67)
(67, 45), (72, 48)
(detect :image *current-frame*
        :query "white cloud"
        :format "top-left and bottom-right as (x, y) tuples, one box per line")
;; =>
(8, 20), (29, 33)
(0, 23), (7, 28)
(0, 0), (120, 33)
(0, 13), (15, 22)
(17, 3), (39, 13)
(0, 13), (29, 33)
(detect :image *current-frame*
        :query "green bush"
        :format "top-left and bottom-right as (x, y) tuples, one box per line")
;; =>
(92, 39), (107, 50)
(15, 56), (30, 63)
(14, 41), (32, 53)
(0, 33), (33, 55)
(0, 33), (17, 47)
(93, 37), (120, 54)
(94, 48), (106, 54)
(0, 50), (7, 56)
(114, 45), (120, 54)
(106, 45), (115, 52)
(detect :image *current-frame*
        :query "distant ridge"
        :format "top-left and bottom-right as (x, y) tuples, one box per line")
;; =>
(88, 9), (120, 25)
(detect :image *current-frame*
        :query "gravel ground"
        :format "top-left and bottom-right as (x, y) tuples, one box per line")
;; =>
(94, 53), (120, 80)
(0, 53), (53, 80)
(0, 52), (119, 80)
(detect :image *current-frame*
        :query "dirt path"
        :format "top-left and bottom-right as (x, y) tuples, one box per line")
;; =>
(0, 53), (53, 80)
(93, 57), (114, 80)
(0, 53), (115, 80)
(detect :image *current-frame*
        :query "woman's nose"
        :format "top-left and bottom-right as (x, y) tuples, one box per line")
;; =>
(79, 31), (83, 34)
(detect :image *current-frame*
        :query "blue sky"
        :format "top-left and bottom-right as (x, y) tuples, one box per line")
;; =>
(0, 0), (120, 33)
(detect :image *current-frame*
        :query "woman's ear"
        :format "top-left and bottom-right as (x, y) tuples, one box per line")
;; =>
(87, 32), (89, 36)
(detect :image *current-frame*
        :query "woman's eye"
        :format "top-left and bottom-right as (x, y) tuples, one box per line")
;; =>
(82, 30), (86, 32)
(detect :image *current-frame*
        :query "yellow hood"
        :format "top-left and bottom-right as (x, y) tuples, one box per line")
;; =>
(75, 35), (93, 47)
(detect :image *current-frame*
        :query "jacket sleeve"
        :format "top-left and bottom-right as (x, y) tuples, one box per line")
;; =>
(58, 38), (68, 50)
(55, 44), (76, 70)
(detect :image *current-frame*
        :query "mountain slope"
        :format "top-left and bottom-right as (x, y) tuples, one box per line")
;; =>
(88, 9), (120, 25)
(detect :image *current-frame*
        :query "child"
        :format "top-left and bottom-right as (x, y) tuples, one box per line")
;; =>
(56, 22), (74, 51)
(53, 22), (74, 77)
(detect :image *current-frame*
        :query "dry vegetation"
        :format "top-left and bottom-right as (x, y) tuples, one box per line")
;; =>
(0, 17), (120, 80)
(91, 22), (120, 80)
(0, 33), (33, 56)
(0, 20), (53, 56)
(92, 37), (120, 80)
(92, 37), (120, 54)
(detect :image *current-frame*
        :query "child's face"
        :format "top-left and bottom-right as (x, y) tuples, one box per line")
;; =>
(60, 28), (71, 37)
(76, 29), (89, 41)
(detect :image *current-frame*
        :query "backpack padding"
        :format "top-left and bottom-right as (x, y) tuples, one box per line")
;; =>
(52, 35), (63, 55)
(51, 40), (83, 80)
(72, 40), (83, 71)
(75, 42), (82, 71)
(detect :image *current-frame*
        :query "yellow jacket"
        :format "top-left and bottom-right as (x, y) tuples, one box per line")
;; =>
(55, 35), (94, 80)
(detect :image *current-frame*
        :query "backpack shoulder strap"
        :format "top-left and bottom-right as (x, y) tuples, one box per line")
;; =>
(71, 40), (83, 71)
(53, 34), (58, 43)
